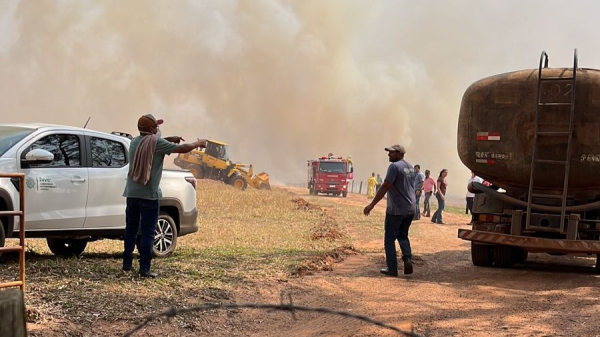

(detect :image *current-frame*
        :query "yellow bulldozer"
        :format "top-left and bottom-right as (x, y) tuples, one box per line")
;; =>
(173, 140), (271, 190)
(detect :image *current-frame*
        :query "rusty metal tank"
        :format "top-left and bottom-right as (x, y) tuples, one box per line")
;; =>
(457, 67), (600, 193)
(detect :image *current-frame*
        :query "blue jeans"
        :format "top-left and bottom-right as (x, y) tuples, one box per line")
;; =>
(414, 191), (422, 219)
(123, 198), (159, 273)
(432, 193), (445, 223)
(423, 192), (432, 216)
(384, 213), (414, 272)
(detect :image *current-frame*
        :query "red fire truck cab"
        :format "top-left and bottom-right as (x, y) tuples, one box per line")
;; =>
(307, 154), (353, 197)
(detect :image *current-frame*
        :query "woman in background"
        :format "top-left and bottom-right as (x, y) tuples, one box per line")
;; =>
(431, 169), (448, 225)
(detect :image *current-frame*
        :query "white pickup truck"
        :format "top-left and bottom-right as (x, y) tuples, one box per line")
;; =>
(0, 124), (198, 257)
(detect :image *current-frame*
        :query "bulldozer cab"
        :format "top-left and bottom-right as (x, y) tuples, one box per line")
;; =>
(205, 140), (229, 161)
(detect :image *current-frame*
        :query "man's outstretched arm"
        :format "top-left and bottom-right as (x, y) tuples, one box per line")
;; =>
(172, 139), (207, 153)
(364, 181), (392, 216)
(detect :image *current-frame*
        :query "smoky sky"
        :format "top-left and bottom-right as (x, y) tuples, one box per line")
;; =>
(2, 0), (600, 198)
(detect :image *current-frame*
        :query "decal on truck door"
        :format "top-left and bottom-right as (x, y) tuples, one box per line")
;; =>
(26, 177), (35, 189)
(37, 177), (57, 191)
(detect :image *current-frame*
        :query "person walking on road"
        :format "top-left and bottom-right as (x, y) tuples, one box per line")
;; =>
(375, 173), (383, 193)
(367, 172), (377, 199)
(122, 114), (207, 278)
(364, 144), (416, 276)
(431, 169), (448, 225)
(413, 165), (425, 220)
(421, 170), (436, 217)
(466, 171), (483, 223)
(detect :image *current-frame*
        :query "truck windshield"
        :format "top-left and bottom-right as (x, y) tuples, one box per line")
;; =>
(319, 162), (345, 173)
(0, 126), (34, 157)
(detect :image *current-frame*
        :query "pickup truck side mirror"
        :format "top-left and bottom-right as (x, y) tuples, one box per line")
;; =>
(21, 149), (54, 167)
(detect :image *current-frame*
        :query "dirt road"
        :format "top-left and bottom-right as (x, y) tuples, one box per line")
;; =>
(237, 188), (599, 337)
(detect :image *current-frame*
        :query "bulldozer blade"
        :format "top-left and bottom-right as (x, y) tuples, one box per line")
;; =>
(253, 172), (271, 190)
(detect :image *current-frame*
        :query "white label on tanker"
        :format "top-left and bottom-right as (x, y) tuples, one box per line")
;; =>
(475, 152), (512, 160)
(580, 154), (600, 162)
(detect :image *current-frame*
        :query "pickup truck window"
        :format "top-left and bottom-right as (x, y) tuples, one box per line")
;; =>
(90, 137), (127, 168)
(26, 134), (81, 167)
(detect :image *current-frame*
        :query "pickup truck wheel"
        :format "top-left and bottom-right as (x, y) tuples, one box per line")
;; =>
(0, 225), (5, 258)
(471, 242), (493, 267)
(153, 212), (178, 258)
(595, 254), (600, 274)
(46, 238), (87, 257)
(342, 192), (348, 198)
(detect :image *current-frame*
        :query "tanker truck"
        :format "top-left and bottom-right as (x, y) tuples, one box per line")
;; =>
(457, 49), (600, 272)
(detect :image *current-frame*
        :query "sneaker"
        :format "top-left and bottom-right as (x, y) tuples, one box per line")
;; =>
(403, 259), (413, 275)
(379, 268), (398, 277)
(139, 271), (158, 278)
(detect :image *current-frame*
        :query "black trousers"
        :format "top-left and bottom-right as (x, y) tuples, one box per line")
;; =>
(466, 197), (474, 222)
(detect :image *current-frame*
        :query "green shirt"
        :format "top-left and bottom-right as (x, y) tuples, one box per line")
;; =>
(123, 137), (178, 200)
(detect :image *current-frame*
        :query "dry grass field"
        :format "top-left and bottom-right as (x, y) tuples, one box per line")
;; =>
(0, 180), (385, 336)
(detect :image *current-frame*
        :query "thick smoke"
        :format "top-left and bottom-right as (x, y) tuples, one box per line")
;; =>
(2, 1), (600, 199)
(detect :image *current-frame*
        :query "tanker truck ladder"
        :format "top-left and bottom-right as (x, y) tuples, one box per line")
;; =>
(526, 49), (578, 232)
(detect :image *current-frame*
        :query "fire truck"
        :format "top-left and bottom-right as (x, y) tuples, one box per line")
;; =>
(307, 153), (353, 197)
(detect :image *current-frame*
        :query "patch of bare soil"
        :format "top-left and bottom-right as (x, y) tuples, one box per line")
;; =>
(293, 246), (358, 277)
(292, 197), (323, 211)
(229, 187), (600, 337)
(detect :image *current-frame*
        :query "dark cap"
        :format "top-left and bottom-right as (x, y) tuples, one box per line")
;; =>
(384, 144), (406, 154)
(137, 114), (164, 131)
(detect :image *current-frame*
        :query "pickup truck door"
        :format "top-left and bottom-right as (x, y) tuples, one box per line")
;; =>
(83, 134), (128, 229)
(19, 132), (88, 230)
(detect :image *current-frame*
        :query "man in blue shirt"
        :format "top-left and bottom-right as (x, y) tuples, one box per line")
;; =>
(364, 144), (416, 276)
(122, 114), (206, 278)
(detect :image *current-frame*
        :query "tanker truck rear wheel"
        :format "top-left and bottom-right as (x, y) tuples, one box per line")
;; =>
(471, 242), (493, 267)
(492, 245), (516, 267)
(513, 248), (528, 263)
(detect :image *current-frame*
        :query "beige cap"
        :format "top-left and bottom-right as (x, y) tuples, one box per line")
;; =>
(384, 144), (406, 154)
